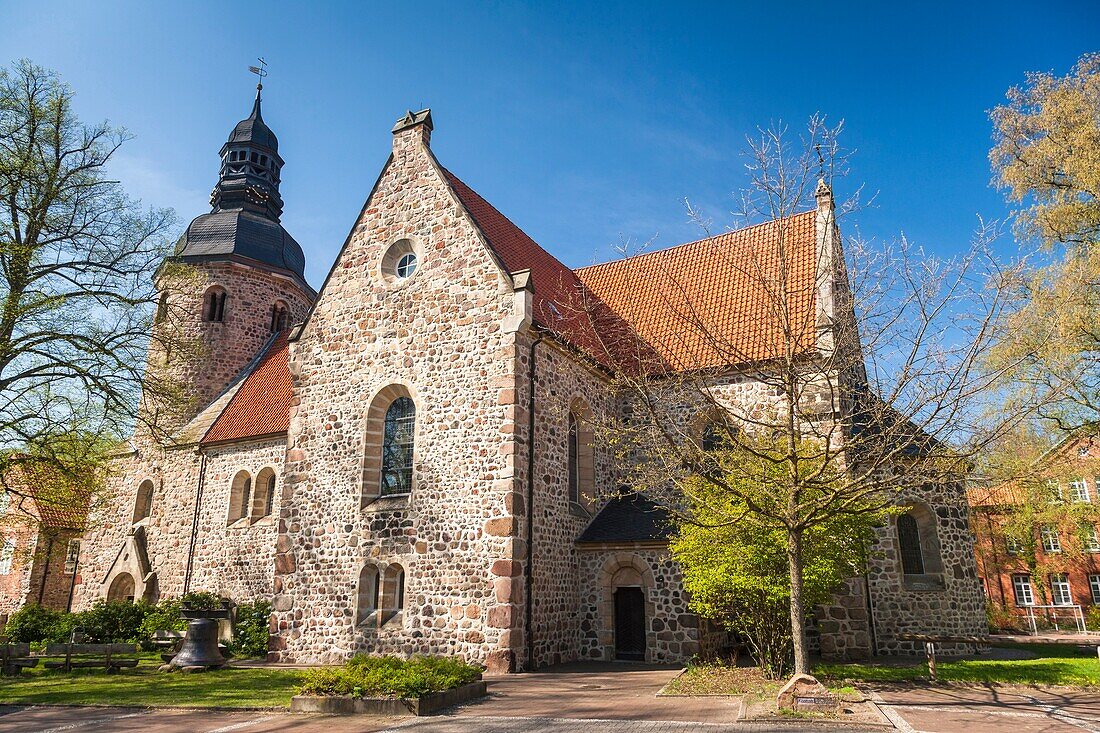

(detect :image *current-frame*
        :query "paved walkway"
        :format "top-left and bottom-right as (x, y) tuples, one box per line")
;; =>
(872, 685), (1100, 733)
(5, 666), (1100, 732)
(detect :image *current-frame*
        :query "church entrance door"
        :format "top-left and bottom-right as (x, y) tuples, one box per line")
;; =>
(613, 586), (645, 661)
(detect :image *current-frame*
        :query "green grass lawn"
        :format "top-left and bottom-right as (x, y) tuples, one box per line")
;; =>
(816, 643), (1100, 687)
(0, 656), (304, 708)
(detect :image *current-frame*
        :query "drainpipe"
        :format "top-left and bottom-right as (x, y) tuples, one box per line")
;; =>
(863, 571), (878, 656)
(36, 534), (55, 605)
(65, 548), (79, 613)
(183, 451), (208, 593)
(524, 331), (544, 672)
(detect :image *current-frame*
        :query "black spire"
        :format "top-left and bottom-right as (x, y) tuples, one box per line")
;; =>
(210, 84), (285, 221)
(173, 83), (308, 285)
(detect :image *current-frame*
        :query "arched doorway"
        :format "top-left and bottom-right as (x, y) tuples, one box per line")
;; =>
(614, 586), (646, 661)
(107, 573), (135, 602)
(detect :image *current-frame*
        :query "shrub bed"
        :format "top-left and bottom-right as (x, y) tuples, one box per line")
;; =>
(2, 595), (272, 657)
(298, 656), (482, 699)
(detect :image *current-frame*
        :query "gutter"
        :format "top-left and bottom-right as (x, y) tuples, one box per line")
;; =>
(523, 331), (544, 672)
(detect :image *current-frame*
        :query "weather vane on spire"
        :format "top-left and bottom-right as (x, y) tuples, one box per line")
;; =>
(248, 57), (268, 92)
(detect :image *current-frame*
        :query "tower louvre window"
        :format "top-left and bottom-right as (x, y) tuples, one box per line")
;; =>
(270, 302), (289, 332)
(203, 287), (227, 323)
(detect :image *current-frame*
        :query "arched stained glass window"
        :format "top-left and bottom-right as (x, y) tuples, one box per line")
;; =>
(897, 513), (925, 575)
(701, 422), (724, 453)
(568, 412), (580, 504)
(380, 397), (415, 496)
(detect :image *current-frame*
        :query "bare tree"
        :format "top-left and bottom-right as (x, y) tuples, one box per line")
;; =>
(0, 60), (191, 516)
(555, 116), (1043, 676)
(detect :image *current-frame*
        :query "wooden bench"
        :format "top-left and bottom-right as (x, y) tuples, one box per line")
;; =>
(151, 630), (184, 662)
(896, 633), (991, 681)
(0, 641), (39, 676)
(43, 643), (139, 673)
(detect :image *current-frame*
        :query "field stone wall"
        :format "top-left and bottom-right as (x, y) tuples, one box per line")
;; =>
(185, 438), (286, 601)
(270, 120), (523, 669)
(523, 338), (618, 668)
(146, 262), (312, 433)
(576, 547), (705, 663)
(864, 486), (987, 656)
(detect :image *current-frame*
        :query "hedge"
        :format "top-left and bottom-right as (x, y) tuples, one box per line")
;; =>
(2, 594), (272, 657)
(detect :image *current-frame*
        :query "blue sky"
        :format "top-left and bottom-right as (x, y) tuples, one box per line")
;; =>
(3, 1), (1097, 289)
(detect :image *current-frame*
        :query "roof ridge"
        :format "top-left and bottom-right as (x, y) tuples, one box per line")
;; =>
(576, 209), (817, 274)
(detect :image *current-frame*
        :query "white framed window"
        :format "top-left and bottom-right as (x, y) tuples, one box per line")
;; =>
(1049, 479), (1064, 502)
(1042, 525), (1062, 553)
(1070, 478), (1091, 503)
(395, 252), (418, 279)
(380, 239), (421, 285)
(0, 538), (14, 574)
(1085, 525), (1100, 553)
(1051, 573), (1073, 606)
(1006, 536), (1024, 555)
(1012, 574), (1035, 606)
(0, 490), (9, 516)
(1089, 574), (1100, 605)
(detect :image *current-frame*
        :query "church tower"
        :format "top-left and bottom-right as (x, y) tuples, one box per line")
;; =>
(146, 83), (316, 431)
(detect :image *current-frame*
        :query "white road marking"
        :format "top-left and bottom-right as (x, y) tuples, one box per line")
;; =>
(867, 690), (918, 733)
(26, 710), (148, 733)
(204, 715), (279, 733)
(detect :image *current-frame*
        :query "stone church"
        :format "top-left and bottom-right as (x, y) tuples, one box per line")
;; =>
(71, 89), (985, 671)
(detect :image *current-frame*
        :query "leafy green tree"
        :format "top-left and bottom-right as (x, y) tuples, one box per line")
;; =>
(671, 437), (883, 678)
(991, 52), (1100, 249)
(0, 60), (190, 521)
(989, 53), (1100, 429)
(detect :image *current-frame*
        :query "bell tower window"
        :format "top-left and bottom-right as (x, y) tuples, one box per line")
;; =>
(270, 301), (289, 332)
(203, 286), (227, 323)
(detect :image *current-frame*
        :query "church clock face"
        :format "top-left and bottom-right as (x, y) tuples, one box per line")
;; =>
(246, 185), (268, 205)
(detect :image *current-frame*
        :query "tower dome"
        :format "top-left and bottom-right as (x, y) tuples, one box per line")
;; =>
(172, 84), (309, 288)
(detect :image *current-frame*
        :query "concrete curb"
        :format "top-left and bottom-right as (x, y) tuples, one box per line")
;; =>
(735, 695), (894, 729)
(290, 680), (488, 716)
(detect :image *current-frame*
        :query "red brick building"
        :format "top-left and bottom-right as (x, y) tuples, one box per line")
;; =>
(0, 468), (88, 622)
(970, 434), (1100, 627)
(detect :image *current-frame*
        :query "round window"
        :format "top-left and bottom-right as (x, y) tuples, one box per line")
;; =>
(380, 239), (421, 285)
(396, 252), (418, 279)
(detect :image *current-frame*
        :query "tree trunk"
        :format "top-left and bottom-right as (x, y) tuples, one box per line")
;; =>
(787, 528), (811, 676)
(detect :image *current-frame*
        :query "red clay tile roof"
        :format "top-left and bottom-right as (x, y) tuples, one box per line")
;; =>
(443, 168), (654, 370)
(577, 213), (820, 370)
(3, 463), (91, 529)
(206, 172), (822, 443)
(202, 332), (292, 445)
